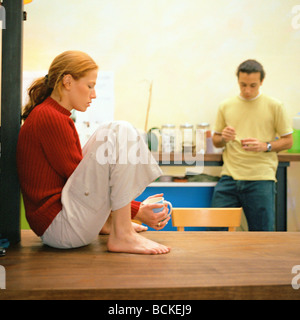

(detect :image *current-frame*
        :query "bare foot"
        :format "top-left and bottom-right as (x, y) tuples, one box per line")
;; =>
(108, 203), (170, 255)
(107, 230), (170, 255)
(99, 215), (112, 235)
(100, 218), (148, 235)
(132, 222), (148, 233)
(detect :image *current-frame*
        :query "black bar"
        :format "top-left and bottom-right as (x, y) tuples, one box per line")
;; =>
(0, 0), (23, 244)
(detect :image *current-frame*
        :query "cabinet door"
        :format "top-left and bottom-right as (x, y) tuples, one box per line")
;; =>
(135, 185), (215, 231)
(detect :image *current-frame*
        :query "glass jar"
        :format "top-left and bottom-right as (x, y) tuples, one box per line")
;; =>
(180, 123), (193, 151)
(196, 123), (210, 153)
(161, 124), (176, 153)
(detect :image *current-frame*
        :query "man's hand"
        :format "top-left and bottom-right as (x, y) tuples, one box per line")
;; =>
(222, 126), (236, 143)
(241, 138), (267, 152)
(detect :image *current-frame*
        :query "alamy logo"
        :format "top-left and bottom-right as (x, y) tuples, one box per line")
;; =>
(292, 5), (300, 30)
(0, 265), (5, 289)
(94, 125), (205, 168)
(291, 265), (300, 290)
(0, 5), (6, 29)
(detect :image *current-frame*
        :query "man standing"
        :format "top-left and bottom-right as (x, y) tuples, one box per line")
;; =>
(212, 59), (293, 231)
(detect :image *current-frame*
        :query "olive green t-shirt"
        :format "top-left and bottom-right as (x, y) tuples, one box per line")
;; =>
(214, 94), (293, 181)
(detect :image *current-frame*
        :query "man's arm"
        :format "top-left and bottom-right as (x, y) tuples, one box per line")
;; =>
(213, 133), (226, 148)
(241, 134), (293, 152)
(213, 126), (236, 148)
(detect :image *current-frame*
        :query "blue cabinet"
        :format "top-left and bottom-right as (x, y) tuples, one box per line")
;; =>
(135, 182), (216, 231)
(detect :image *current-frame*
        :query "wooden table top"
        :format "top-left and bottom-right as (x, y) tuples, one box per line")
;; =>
(1, 230), (300, 300)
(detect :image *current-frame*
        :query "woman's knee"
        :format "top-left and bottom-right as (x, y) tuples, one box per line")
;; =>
(95, 121), (137, 143)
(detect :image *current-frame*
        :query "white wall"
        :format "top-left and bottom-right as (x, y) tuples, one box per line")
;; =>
(22, 0), (300, 230)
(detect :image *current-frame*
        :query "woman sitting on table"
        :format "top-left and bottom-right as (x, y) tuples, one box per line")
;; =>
(17, 50), (170, 254)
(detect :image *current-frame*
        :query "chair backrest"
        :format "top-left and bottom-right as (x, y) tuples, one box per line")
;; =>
(172, 208), (242, 232)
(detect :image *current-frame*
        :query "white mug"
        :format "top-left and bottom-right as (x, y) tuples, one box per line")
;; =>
(142, 197), (173, 216)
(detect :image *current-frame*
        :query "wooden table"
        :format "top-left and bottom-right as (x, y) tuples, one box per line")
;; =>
(152, 152), (300, 231)
(1, 230), (299, 300)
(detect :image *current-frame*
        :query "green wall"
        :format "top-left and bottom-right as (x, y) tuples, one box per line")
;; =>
(20, 196), (30, 230)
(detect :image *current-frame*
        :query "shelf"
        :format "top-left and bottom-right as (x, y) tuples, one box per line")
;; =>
(149, 182), (217, 187)
(151, 152), (300, 164)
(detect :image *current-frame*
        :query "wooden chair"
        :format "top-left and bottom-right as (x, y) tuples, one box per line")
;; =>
(172, 208), (242, 232)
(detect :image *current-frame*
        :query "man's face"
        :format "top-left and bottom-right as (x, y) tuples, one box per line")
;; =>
(238, 72), (263, 100)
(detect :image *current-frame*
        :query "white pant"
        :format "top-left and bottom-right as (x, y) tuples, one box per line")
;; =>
(41, 121), (162, 249)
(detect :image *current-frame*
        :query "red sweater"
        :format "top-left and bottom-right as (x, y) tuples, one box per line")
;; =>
(17, 97), (140, 236)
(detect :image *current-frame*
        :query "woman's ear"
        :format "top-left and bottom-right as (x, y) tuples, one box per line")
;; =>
(62, 74), (73, 90)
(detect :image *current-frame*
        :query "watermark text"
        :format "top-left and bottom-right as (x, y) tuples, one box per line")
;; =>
(0, 5), (5, 29)
(292, 5), (300, 30)
(95, 125), (205, 169)
(0, 265), (5, 289)
(291, 265), (300, 290)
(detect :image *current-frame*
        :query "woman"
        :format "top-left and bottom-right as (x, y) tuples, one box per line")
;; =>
(17, 50), (170, 254)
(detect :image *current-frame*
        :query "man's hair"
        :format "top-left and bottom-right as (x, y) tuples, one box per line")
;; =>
(236, 59), (265, 81)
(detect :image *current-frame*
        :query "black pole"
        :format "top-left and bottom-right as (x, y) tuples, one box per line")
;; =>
(0, 0), (23, 244)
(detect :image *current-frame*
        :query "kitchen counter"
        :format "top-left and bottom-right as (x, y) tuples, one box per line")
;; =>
(1, 230), (299, 300)
(151, 151), (300, 164)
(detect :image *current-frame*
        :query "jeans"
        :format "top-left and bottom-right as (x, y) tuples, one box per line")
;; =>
(211, 176), (276, 231)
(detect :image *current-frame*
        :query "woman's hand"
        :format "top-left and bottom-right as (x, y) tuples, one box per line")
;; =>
(134, 194), (171, 230)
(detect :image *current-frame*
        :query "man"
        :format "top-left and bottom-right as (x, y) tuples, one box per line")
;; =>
(212, 59), (293, 231)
